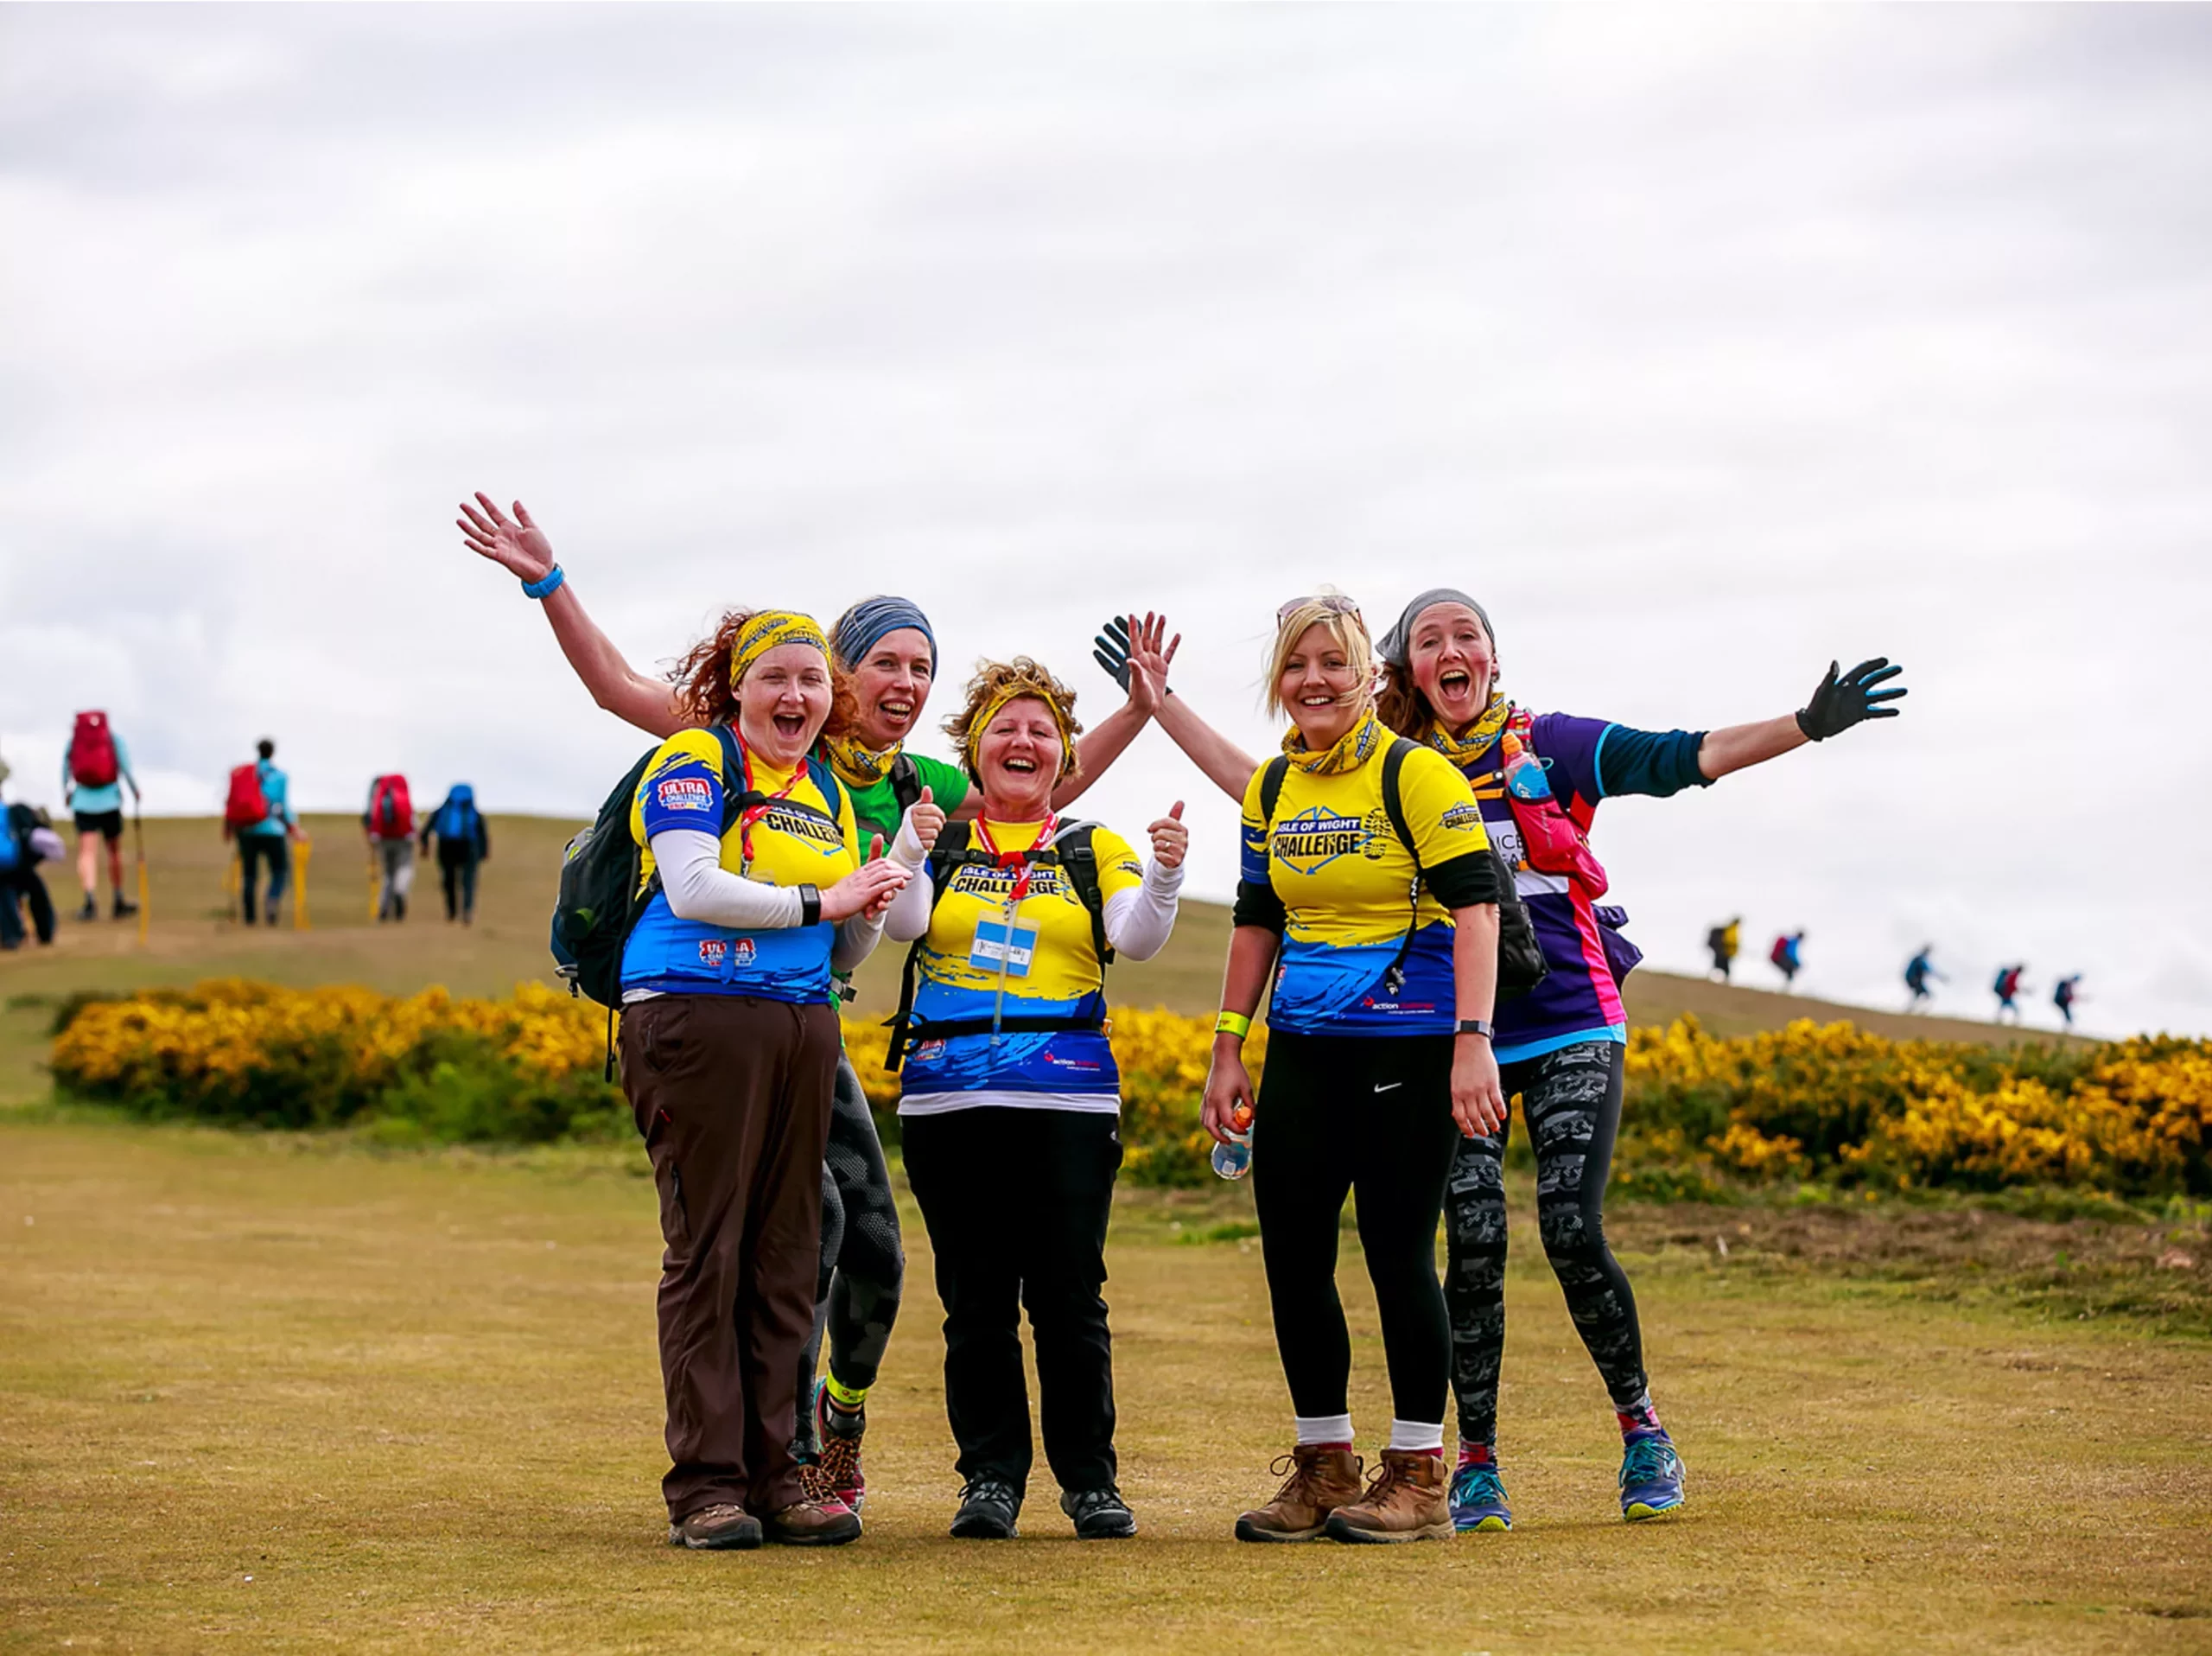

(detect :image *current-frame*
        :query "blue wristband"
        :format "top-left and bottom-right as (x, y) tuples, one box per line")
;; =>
(522, 564), (565, 601)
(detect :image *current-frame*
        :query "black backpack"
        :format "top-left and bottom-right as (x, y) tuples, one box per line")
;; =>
(1256, 737), (1548, 1001)
(554, 725), (845, 1016)
(882, 818), (1112, 1071)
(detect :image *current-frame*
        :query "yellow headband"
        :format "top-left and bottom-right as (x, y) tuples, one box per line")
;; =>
(967, 684), (1077, 779)
(729, 610), (830, 686)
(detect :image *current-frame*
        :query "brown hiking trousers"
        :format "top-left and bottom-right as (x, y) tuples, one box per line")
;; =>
(620, 995), (837, 1519)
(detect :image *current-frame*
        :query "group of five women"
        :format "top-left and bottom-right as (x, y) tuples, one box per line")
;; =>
(460, 492), (1904, 1547)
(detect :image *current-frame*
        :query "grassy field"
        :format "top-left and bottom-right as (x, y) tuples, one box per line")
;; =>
(0, 812), (2078, 1109)
(2, 1114), (2209, 1655)
(2, 816), (2207, 1653)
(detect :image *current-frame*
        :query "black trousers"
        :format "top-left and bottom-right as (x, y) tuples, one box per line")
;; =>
(238, 836), (289, 924)
(794, 1051), (906, 1449)
(437, 843), (479, 920)
(2, 869), (55, 946)
(1252, 1029), (1460, 1426)
(902, 1106), (1122, 1494)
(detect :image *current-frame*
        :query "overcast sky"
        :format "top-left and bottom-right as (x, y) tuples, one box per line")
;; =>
(3, 5), (2209, 1037)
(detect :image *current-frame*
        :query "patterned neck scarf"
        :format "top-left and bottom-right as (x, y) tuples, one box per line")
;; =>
(1281, 710), (1389, 775)
(1426, 692), (1511, 767)
(821, 732), (901, 790)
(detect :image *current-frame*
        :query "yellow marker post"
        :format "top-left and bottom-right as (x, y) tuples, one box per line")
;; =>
(367, 844), (380, 924)
(223, 847), (240, 926)
(293, 839), (312, 932)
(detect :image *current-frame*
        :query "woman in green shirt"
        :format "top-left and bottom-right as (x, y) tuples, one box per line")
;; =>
(458, 492), (1161, 1514)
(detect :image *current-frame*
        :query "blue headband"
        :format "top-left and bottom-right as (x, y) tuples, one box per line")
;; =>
(832, 596), (937, 672)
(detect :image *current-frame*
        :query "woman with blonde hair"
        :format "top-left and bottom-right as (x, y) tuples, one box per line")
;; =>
(880, 657), (1188, 1542)
(1202, 595), (1505, 1544)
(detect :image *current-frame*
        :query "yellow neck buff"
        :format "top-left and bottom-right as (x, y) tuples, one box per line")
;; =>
(1426, 691), (1511, 766)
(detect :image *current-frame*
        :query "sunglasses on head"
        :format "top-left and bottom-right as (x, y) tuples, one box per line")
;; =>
(1276, 593), (1363, 627)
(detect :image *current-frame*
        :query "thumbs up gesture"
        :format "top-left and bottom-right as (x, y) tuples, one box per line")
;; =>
(1147, 800), (1188, 870)
(903, 784), (946, 857)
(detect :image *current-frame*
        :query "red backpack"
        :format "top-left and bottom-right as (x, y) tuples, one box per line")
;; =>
(225, 763), (270, 831)
(367, 774), (414, 839)
(68, 711), (118, 789)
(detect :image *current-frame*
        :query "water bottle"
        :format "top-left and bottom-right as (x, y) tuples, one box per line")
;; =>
(1211, 1103), (1255, 1181)
(1501, 730), (1552, 801)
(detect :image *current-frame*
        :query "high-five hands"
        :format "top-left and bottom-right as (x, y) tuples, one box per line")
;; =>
(458, 494), (556, 583)
(1093, 614), (1181, 716)
(1148, 801), (1187, 870)
(1796, 658), (1908, 742)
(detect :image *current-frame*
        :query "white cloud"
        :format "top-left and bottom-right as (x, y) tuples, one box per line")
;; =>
(3, 5), (2209, 1035)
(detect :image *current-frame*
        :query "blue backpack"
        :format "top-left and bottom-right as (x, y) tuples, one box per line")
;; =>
(435, 786), (479, 843)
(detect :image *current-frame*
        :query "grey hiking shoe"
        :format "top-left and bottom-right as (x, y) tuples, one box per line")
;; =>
(950, 1477), (1022, 1539)
(1060, 1486), (1137, 1539)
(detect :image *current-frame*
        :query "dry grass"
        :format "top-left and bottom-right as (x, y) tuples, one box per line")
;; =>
(4, 1115), (2210, 1655)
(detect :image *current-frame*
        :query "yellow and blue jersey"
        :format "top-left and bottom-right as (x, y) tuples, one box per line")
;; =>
(620, 728), (860, 1003)
(900, 819), (1145, 1111)
(1236, 741), (1494, 1035)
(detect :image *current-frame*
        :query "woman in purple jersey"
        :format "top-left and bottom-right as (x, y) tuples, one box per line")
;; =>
(1095, 597), (1906, 1531)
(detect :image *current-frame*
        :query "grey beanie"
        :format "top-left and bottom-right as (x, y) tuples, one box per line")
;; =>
(1376, 588), (1495, 668)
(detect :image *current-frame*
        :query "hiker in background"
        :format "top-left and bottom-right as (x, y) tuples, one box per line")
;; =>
(225, 738), (303, 926)
(362, 774), (416, 922)
(2054, 974), (2083, 1028)
(1706, 917), (1740, 983)
(1904, 946), (1943, 1011)
(420, 785), (490, 924)
(62, 710), (140, 922)
(1770, 930), (1805, 991)
(1993, 964), (2027, 1022)
(1, 802), (65, 951)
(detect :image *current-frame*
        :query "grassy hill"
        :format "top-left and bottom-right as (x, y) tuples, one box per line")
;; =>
(0, 812), (2075, 1104)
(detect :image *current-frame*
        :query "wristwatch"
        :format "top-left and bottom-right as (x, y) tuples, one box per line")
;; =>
(1455, 1018), (1495, 1041)
(798, 883), (822, 927)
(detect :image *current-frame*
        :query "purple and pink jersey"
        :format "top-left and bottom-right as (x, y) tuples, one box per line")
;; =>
(1447, 710), (1709, 1064)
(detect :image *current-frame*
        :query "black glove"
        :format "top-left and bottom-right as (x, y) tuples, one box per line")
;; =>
(1092, 615), (1136, 691)
(1796, 657), (1906, 741)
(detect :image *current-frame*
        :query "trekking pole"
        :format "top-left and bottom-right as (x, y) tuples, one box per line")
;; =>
(132, 804), (149, 948)
(294, 839), (312, 932)
(223, 845), (239, 926)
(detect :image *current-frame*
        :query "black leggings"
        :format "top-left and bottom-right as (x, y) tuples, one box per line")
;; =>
(795, 1054), (905, 1441)
(1252, 1030), (1461, 1426)
(437, 844), (479, 920)
(1445, 1040), (1644, 1447)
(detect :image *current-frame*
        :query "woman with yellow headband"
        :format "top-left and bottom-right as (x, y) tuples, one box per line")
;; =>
(879, 658), (1188, 1544)
(617, 607), (919, 1551)
(457, 492), (1166, 1521)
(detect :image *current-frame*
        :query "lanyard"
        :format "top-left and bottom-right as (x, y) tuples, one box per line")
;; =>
(734, 738), (804, 873)
(972, 813), (1054, 1042)
(971, 813), (1055, 906)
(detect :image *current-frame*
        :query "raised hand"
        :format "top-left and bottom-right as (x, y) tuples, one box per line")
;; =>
(1796, 657), (1907, 742)
(903, 786), (945, 857)
(457, 494), (556, 583)
(1148, 800), (1187, 870)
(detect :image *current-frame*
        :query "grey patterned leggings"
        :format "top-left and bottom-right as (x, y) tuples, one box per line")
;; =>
(795, 1053), (905, 1448)
(1445, 1040), (1645, 1447)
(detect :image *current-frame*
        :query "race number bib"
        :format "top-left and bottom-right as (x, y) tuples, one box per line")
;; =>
(969, 920), (1039, 978)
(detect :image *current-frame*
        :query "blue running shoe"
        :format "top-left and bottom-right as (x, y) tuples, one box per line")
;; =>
(1449, 1460), (1512, 1532)
(1619, 1431), (1685, 1520)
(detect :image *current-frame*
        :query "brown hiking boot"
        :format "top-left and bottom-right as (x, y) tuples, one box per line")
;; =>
(762, 1496), (862, 1547)
(667, 1502), (762, 1551)
(1324, 1449), (1453, 1543)
(1234, 1444), (1364, 1543)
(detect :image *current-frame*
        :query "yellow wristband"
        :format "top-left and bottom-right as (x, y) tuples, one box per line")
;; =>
(1214, 1011), (1252, 1040)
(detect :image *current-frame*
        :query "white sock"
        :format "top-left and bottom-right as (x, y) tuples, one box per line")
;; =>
(1389, 1418), (1445, 1453)
(1294, 1413), (1354, 1446)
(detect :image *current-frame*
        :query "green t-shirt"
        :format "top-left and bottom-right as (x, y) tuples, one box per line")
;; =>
(842, 750), (970, 846)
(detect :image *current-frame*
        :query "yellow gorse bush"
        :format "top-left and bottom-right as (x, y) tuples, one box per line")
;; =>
(51, 985), (2212, 1194)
